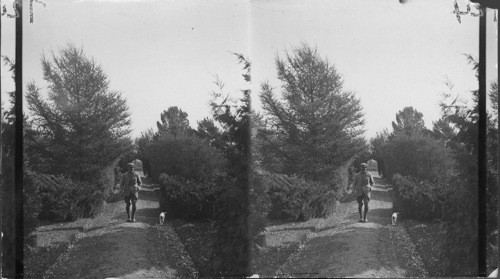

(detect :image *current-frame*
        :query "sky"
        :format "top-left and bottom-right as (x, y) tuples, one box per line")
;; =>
(1, 0), (498, 140)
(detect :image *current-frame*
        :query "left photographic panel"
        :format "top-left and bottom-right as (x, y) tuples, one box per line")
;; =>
(2, 1), (252, 278)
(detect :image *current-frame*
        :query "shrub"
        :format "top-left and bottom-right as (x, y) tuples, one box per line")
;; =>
(257, 171), (337, 221)
(34, 172), (81, 221)
(157, 173), (224, 220)
(73, 187), (106, 219)
(32, 171), (107, 221)
(68, 159), (119, 200)
(391, 174), (451, 221)
(381, 134), (456, 184)
(143, 135), (226, 183)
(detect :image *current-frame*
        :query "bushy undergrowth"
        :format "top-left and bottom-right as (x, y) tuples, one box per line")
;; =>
(392, 174), (451, 221)
(31, 170), (110, 222)
(382, 135), (456, 184)
(33, 173), (84, 221)
(158, 173), (225, 220)
(69, 160), (119, 199)
(256, 171), (337, 221)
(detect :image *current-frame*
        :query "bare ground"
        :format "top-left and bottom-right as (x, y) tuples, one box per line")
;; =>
(25, 175), (197, 279)
(253, 171), (429, 278)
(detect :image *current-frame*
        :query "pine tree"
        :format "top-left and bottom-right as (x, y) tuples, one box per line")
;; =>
(391, 106), (426, 137)
(156, 106), (193, 138)
(25, 44), (132, 179)
(259, 43), (367, 181)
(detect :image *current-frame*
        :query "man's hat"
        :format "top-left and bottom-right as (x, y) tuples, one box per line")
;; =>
(360, 163), (368, 167)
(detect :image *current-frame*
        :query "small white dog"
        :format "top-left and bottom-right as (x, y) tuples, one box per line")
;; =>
(159, 212), (166, 225)
(391, 212), (399, 225)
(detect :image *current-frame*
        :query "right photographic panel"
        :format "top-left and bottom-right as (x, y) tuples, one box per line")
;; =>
(249, 0), (498, 277)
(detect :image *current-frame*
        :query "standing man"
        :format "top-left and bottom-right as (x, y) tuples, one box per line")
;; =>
(122, 162), (142, 222)
(349, 163), (374, 223)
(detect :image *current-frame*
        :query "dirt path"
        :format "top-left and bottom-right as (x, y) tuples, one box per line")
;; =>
(40, 176), (197, 279)
(277, 171), (427, 278)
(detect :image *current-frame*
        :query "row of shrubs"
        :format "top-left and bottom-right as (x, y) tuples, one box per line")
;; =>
(23, 160), (121, 250)
(391, 174), (451, 221)
(375, 127), (484, 275)
(142, 135), (226, 183)
(157, 173), (227, 220)
(27, 170), (115, 222)
(150, 133), (346, 223)
(158, 169), (340, 223)
(254, 171), (338, 221)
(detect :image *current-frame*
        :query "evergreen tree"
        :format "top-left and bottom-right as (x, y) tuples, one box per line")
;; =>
(195, 117), (224, 149)
(156, 106), (193, 138)
(391, 106), (426, 137)
(25, 44), (132, 180)
(259, 43), (367, 181)
(209, 53), (252, 277)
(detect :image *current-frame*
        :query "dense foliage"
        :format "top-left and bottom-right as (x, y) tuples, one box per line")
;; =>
(139, 53), (256, 277)
(258, 43), (367, 185)
(391, 174), (451, 220)
(1, 47), (131, 275)
(33, 172), (98, 221)
(373, 105), (477, 275)
(208, 53), (252, 277)
(19, 44), (131, 233)
(255, 170), (337, 221)
(142, 133), (226, 183)
(373, 56), (498, 275)
(156, 106), (194, 138)
(157, 173), (225, 220)
(391, 106), (427, 137)
(25, 43), (133, 180)
(380, 133), (456, 184)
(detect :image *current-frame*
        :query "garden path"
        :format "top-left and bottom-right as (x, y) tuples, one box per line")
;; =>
(277, 171), (428, 278)
(39, 175), (197, 279)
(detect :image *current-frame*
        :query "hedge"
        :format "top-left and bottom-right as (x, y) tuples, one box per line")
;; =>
(391, 174), (451, 221)
(32, 172), (95, 221)
(30, 160), (119, 222)
(142, 135), (226, 183)
(157, 173), (225, 220)
(255, 171), (338, 221)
